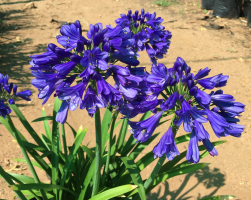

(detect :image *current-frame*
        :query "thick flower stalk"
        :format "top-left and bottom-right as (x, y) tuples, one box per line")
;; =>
(124, 57), (245, 163)
(0, 73), (32, 118)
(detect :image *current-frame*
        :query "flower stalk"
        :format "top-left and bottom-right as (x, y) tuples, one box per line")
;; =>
(92, 108), (102, 197)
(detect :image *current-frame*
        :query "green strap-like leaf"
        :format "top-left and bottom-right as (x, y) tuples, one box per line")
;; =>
(60, 127), (87, 187)
(158, 140), (227, 174)
(9, 104), (46, 149)
(136, 152), (155, 171)
(116, 119), (129, 152)
(101, 108), (113, 154)
(120, 157), (146, 200)
(89, 185), (138, 200)
(51, 97), (60, 199)
(19, 190), (54, 199)
(32, 116), (53, 122)
(78, 159), (96, 200)
(13, 158), (50, 170)
(132, 156), (166, 200)
(101, 111), (118, 186)
(41, 134), (51, 151)
(81, 144), (95, 160)
(42, 108), (52, 142)
(146, 163), (210, 194)
(108, 162), (119, 184)
(25, 146), (52, 176)
(175, 133), (191, 144)
(116, 134), (160, 185)
(1, 173), (36, 184)
(0, 165), (27, 200)
(12, 183), (77, 197)
(171, 151), (209, 171)
(1, 115), (48, 200)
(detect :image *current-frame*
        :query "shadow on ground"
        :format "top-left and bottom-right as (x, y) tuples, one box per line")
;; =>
(0, 7), (47, 88)
(148, 166), (225, 200)
(0, 0), (43, 6)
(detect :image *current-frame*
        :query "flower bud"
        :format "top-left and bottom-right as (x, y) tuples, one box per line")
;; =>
(55, 47), (72, 57)
(141, 9), (145, 15)
(185, 66), (191, 75)
(212, 106), (220, 112)
(140, 18), (145, 24)
(70, 55), (82, 63)
(137, 14), (142, 21)
(87, 40), (92, 46)
(49, 57), (60, 65)
(178, 94), (184, 102)
(189, 86), (198, 96)
(181, 76), (186, 84)
(186, 73), (193, 81)
(151, 107), (157, 114)
(187, 79), (195, 89)
(177, 66), (183, 77)
(103, 42), (110, 52)
(169, 77), (177, 86)
(134, 23), (139, 28)
(93, 32), (101, 46)
(135, 10), (139, 18)
(48, 43), (57, 52)
(94, 24), (100, 33)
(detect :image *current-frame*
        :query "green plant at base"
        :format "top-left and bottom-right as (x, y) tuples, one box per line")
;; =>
(0, 98), (230, 200)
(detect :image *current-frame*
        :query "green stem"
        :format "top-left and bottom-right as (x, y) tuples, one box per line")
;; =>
(0, 165), (27, 200)
(178, 78), (182, 95)
(3, 115), (48, 200)
(144, 156), (165, 189)
(8, 173), (41, 200)
(61, 123), (67, 160)
(92, 108), (102, 197)
(101, 111), (118, 186)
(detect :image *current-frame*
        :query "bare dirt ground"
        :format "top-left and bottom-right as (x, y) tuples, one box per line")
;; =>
(0, 0), (251, 199)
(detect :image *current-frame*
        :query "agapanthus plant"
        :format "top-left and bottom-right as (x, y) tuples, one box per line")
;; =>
(2, 8), (241, 200)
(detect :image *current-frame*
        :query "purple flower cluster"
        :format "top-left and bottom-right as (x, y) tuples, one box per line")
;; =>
(127, 57), (245, 163)
(115, 9), (172, 64)
(0, 73), (32, 118)
(30, 9), (170, 123)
